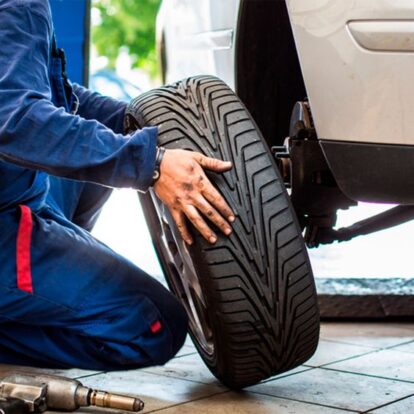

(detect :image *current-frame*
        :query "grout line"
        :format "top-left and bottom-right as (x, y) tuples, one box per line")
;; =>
(361, 392), (414, 413)
(74, 371), (106, 380)
(148, 388), (357, 414)
(312, 340), (414, 371)
(139, 368), (226, 388)
(320, 336), (414, 350)
(246, 389), (359, 413)
(383, 338), (414, 352)
(320, 338), (380, 349)
(135, 364), (315, 390)
(316, 339), (414, 360)
(172, 351), (198, 359)
(144, 390), (231, 413)
(259, 366), (316, 383)
(304, 348), (381, 369)
(318, 366), (414, 385)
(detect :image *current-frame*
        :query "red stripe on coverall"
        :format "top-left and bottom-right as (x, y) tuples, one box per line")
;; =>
(16, 205), (34, 294)
(150, 321), (162, 333)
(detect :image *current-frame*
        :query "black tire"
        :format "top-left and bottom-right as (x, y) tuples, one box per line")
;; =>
(125, 76), (319, 389)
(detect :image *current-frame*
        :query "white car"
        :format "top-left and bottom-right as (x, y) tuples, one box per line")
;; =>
(125, 0), (414, 389)
(158, 0), (414, 207)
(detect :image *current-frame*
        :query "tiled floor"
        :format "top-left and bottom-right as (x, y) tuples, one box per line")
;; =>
(21, 322), (414, 413)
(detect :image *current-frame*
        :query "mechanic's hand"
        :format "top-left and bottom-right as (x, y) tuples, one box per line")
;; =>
(153, 149), (235, 245)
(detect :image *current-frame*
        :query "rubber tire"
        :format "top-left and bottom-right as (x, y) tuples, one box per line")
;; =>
(125, 76), (320, 389)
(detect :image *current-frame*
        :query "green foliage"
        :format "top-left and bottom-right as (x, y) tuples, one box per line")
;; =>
(92, 0), (161, 78)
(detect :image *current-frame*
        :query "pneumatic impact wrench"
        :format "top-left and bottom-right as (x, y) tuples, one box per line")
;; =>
(0, 368), (144, 413)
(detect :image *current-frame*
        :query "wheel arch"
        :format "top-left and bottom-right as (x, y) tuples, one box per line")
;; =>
(235, 0), (307, 147)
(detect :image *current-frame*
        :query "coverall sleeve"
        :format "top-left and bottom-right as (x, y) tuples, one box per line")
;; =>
(0, 3), (157, 191)
(72, 83), (127, 135)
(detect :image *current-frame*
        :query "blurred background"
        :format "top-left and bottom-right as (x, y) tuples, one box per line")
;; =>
(88, 0), (164, 278)
(84, 0), (414, 285)
(90, 0), (161, 97)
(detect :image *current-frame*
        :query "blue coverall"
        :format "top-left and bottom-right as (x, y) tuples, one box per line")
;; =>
(0, 0), (188, 369)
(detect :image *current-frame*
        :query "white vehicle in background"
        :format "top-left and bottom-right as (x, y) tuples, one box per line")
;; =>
(124, 0), (414, 388)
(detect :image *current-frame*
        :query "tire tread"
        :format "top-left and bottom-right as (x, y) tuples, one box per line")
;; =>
(125, 76), (319, 388)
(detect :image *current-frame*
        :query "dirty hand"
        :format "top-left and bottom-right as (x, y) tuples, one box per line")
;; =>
(153, 148), (235, 245)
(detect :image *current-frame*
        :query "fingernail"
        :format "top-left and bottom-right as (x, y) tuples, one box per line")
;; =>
(228, 216), (235, 222)
(225, 228), (232, 236)
(209, 236), (217, 244)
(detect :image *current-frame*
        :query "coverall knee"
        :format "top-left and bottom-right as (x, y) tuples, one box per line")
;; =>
(0, 193), (188, 369)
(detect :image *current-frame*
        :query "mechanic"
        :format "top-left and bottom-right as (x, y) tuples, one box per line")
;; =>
(0, 0), (234, 370)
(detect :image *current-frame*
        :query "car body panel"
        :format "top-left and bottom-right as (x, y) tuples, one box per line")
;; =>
(286, 0), (414, 145)
(160, 0), (414, 146)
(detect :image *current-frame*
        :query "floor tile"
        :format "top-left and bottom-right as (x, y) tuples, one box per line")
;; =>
(142, 352), (222, 386)
(175, 336), (197, 358)
(175, 346), (197, 358)
(79, 370), (224, 413)
(265, 365), (314, 380)
(0, 364), (100, 379)
(155, 391), (351, 413)
(247, 367), (414, 412)
(145, 352), (312, 387)
(10, 322), (414, 414)
(328, 348), (414, 382)
(389, 340), (414, 354)
(320, 323), (414, 348)
(46, 409), (121, 414)
(368, 395), (414, 413)
(304, 339), (374, 367)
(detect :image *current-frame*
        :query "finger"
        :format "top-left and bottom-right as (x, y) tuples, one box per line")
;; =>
(193, 196), (232, 236)
(197, 153), (233, 172)
(172, 210), (193, 245)
(184, 205), (217, 244)
(202, 181), (235, 222)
